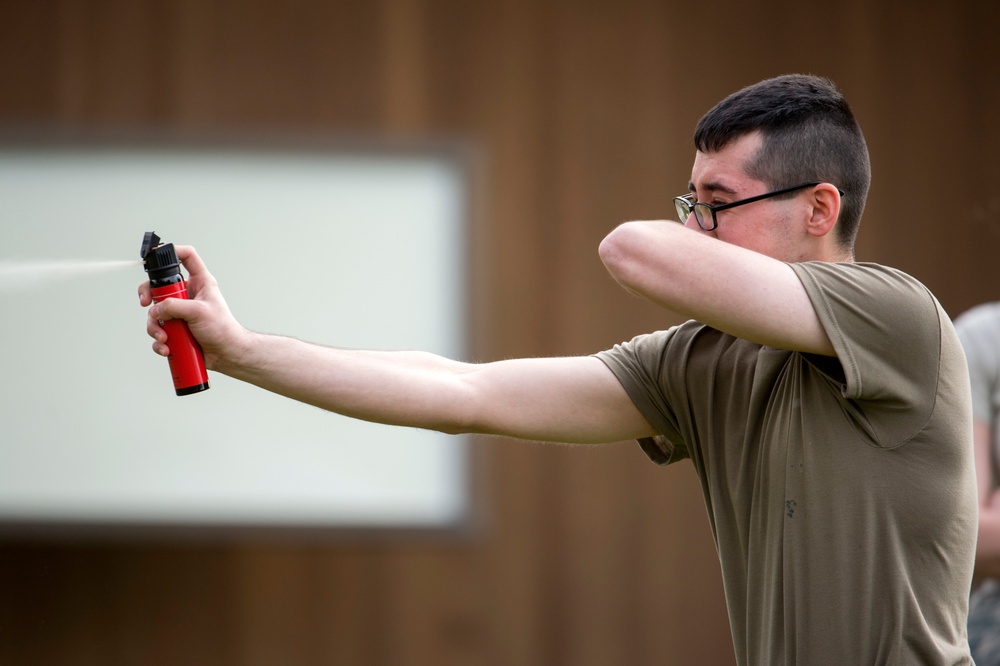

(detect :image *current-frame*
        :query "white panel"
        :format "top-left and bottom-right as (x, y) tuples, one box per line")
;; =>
(0, 145), (469, 530)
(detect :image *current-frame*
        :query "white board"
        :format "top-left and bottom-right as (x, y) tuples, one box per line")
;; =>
(0, 142), (471, 533)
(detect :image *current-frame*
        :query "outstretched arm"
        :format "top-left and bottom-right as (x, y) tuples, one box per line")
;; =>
(140, 246), (656, 444)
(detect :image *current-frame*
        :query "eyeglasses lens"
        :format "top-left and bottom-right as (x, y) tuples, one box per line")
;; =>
(674, 197), (713, 230)
(674, 199), (690, 225)
(692, 204), (707, 230)
(695, 204), (714, 230)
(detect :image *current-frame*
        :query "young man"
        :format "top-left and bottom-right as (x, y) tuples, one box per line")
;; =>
(140, 75), (976, 664)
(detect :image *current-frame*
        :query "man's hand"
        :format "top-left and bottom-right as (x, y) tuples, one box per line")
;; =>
(138, 245), (250, 372)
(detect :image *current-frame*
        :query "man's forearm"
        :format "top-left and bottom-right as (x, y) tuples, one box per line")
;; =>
(212, 333), (655, 445)
(217, 332), (476, 434)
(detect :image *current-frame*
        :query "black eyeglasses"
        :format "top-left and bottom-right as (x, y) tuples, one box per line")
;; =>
(673, 181), (833, 231)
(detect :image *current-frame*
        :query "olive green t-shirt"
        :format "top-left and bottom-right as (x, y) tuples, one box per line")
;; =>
(596, 262), (976, 666)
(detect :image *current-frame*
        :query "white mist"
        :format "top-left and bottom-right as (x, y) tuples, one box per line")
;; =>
(0, 259), (142, 291)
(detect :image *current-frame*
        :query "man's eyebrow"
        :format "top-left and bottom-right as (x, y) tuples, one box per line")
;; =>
(688, 181), (739, 196)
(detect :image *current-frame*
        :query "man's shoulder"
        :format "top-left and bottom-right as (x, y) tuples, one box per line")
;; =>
(791, 260), (923, 285)
(793, 261), (944, 318)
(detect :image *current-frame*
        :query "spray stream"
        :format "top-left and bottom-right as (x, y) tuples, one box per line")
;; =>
(0, 259), (142, 291)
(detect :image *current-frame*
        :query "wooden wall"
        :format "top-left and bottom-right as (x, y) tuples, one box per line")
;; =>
(2, 1), (999, 664)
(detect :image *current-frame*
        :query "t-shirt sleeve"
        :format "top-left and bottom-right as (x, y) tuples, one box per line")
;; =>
(789, 261), (944, 446)
(954, 304), (1000, 424)
(594, 328), (691, 465)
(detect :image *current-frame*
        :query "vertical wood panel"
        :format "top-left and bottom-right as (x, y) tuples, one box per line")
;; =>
(2, 1), (999, 664)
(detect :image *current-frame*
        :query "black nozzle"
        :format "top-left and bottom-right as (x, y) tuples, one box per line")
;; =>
(140, 231), (181, 283)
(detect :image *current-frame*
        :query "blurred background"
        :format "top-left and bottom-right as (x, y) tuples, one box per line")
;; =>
(2, 0), (999, 664)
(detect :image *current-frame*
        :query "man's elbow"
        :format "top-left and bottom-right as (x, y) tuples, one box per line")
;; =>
(600, 221), (658, 287)
(599, 222), (638, 280)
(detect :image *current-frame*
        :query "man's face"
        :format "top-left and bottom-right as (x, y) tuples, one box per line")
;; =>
(686, 131), (810, 262)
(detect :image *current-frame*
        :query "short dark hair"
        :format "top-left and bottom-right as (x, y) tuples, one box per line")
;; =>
(693, 74), (871, 251)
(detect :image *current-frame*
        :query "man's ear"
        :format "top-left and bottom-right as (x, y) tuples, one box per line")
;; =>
(806, 183), (841, 238)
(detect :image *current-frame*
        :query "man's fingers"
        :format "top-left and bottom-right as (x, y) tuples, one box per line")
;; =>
(174, 245), (209, 279)
(138, 282), (152, 306)
(149, 296), (197, 323)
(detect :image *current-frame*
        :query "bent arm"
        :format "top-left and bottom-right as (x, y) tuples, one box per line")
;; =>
(599, 221), (835, 355)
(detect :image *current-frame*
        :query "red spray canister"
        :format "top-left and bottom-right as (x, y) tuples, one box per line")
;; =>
(140, 232), (210, 396)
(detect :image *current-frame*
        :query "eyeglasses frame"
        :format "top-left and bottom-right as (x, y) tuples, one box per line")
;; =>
(673, 181), (843, 231)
